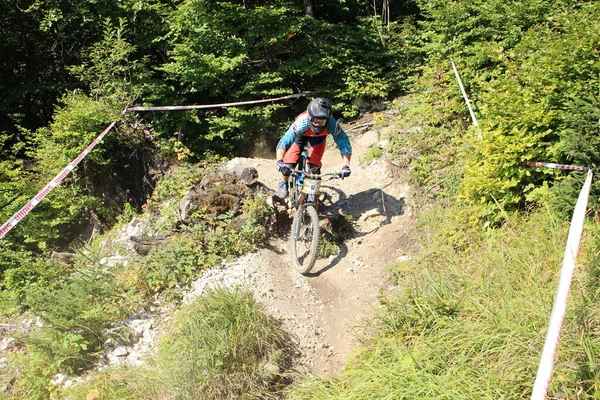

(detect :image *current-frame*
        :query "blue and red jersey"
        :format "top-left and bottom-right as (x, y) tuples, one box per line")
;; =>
(276, 111), (352, 168)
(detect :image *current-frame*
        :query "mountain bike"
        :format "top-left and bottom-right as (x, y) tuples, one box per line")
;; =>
(287, 154), (342, 275)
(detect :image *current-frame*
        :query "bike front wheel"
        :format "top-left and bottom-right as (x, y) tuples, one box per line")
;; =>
(289, 205), (320, 275)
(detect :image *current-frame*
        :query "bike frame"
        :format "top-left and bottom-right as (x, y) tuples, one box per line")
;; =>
(287, 153), (342, 275)
(288, 154), (340, 211)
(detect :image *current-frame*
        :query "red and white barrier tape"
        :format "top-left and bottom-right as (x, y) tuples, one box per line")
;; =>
(0, 122), (118, 239)
(123, 92), (308, 113)
(523, 161), (589, 171)
(528, 164), (593, 400)
(0, 93), (308, 240)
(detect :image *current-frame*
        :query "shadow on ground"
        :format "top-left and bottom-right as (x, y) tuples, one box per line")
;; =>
(321, 185), (405, 233)
(305, 186), (405, 276)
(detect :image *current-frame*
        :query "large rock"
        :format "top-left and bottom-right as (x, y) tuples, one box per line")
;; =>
(179, 171), (254, 223)
(129, 235), (171, 255)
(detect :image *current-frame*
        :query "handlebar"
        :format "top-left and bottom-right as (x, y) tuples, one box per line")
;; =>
(290, 169), (343, 180)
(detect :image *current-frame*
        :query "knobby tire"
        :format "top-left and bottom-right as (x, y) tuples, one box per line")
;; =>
(290, 204), (320, 275)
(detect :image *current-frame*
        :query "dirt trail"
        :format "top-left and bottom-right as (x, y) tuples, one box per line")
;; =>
(223, 123), (417, 375)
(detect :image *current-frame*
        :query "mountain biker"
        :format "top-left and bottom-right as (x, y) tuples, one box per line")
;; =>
(275, 97), (352, 198)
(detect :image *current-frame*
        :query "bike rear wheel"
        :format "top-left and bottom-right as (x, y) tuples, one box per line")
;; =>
(289, 205), (320, 275)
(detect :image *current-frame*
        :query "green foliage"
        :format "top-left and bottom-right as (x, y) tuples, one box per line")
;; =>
(544, 87), (600, 219)
(205, 228), (267, 260)
(0, 250), (68, 315)
(0, 0), (101, 135)
(204, 196), (272, 259)
(318, 236), (339, 259)
(382, 0), (600, 223)
(69, 17), (152, 107)
(57, 289), (292, 400)
(387, 96), (470, 200)
(16, 1), (600, 398)
(0, 133), (31, 234)
(411, 0), (600, 221)
(362, 146), (384, 164)
(149, 162), (211, 205)
(155, 287), (289, 399)
(0, 155), (277, 395)
(23, 262), (129, 370)
(0, 252), (134, 398)
(1, 0), (423, 250)
(342, 64), (391, 101)
(417, 0), (567, 81)
(33, 94), (119, 169)
(0, 1), (169, 250)
(241, 196), (273, 228)
(156, 1), (419, 155)
(0, 0), (170, 137)
(56, 366), (161, 400)
(3, 93), (116, 249)
(157, 1), (300, 154)
(128, 182), (271, 297)
(318, 213), (354, 259)
(1, 13), (159, 248)
(137, 234), (207, 294)
(0, 2), (429, 397)
(1, 350), (55, 400)
(145, 160), (219, 234)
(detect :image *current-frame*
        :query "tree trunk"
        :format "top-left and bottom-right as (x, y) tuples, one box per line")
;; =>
(303, 0), (313, 17)
(383, 0), (390, 27)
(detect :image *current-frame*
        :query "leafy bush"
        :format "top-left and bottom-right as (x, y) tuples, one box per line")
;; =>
(69, 17), (152, 107)
(127, 192), (271, 298)
(23, 264), (129, 370)
(1, 350), (56, 400)
(204, 196), (271, 258)
(157, 1), (418, 153)
(0, 257), (133, 398)
(430, 1), (600, 220)
(318, 236), (339, 259)
(0, 249), (69, 315)
(145, 160), (224, 234)
(136, 234), (207, 295)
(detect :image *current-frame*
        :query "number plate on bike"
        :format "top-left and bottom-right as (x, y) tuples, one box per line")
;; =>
(302, 179), (319, 195)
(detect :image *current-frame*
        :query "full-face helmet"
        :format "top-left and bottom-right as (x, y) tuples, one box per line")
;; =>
(307, 97), (332, 133)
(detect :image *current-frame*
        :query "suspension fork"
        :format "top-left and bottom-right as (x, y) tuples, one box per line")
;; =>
(293, 203), (310, 239)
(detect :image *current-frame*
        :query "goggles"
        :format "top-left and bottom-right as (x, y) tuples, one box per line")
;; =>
(310, 117), (327, 127)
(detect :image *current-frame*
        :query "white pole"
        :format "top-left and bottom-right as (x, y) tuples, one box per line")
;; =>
(451, 60), (479, 127)
(530, 169), (593, 399)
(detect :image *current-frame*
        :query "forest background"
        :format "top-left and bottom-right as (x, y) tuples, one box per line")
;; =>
(1, 0), (600, 398)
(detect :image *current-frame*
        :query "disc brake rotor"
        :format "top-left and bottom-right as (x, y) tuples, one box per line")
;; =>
(300, 224), (313, 247)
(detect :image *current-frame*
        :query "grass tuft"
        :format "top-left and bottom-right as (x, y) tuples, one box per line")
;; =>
(154, 287), (292, 399)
